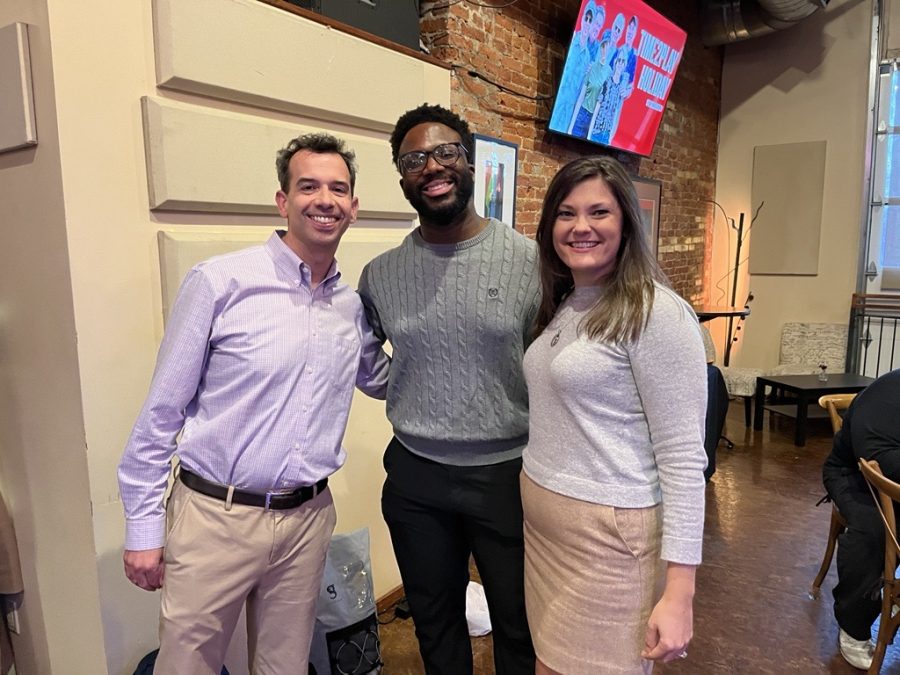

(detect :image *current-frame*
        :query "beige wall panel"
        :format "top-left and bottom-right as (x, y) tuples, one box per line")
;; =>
(714, 3), (869, 368)
(152, 0), (450, 132)
(0, 22), (36, 152)
(158, 230), (271, 318)
(749, 141), (827, 276)
(142, 97), (416, 220)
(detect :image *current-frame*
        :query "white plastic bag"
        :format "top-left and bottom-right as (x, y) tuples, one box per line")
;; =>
(465, 581), (492, 637)
(308, 528), (382, 674)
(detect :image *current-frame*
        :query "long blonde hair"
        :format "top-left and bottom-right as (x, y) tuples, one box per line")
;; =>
(534, 156), (669, 343)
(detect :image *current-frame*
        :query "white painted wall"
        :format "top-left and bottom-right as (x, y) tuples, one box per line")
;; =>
(713, 1), (871, 368)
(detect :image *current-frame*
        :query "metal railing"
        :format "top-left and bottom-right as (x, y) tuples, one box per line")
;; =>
(849, 294), (900, 377)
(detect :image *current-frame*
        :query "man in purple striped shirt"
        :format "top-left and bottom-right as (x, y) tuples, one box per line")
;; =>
(118, 133), (388, 673)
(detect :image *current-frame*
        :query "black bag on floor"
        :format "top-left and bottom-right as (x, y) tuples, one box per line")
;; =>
(315, 613), (381, 675)
(133, 649), (230, 675)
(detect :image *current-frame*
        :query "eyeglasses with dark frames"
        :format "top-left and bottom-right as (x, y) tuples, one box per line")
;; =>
(398, 143), (468, 174)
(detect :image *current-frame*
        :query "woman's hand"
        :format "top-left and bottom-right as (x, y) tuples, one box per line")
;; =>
(641, 563), (696, 663)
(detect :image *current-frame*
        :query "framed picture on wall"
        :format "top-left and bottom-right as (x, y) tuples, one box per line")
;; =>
(473, 134), (518, 228)
(631, 175), (662, 256)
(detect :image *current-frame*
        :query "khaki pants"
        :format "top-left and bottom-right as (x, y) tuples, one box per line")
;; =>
(156, 480), (337, 674)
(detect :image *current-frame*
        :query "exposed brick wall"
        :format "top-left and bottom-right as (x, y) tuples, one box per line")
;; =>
(420, 0), (722, 302)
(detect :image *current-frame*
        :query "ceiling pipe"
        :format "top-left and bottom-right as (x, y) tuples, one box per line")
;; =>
(701, 0), (831, 46)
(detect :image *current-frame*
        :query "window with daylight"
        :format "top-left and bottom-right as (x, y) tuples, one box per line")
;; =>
(867, 62), (900, 290)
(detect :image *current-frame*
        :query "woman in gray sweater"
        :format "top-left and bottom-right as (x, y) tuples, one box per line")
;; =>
(521, 156), (708, 674)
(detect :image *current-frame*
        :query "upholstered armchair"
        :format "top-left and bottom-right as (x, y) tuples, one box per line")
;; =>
(713, 322), (849, 427)
(701, 326), (760, 427)
(768, 322), (847, 376)
(719, 364), (763, 427)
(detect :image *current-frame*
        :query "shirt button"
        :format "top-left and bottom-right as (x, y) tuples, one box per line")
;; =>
(294, 279), (301, 287)
(294, 443), (300, 449)
(306, 366), (313, 373)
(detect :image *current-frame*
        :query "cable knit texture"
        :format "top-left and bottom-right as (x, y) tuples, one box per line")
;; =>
(359, 219), (541, 466)
(522, 283), (708, 564)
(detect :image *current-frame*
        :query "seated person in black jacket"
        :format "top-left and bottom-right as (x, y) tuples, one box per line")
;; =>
(822, 368), (900, 670)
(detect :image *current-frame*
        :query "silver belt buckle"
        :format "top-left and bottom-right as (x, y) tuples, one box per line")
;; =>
(264, 487), (299, 510)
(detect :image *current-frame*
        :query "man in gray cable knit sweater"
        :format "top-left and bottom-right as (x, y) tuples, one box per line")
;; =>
(358, 104), (539, 675)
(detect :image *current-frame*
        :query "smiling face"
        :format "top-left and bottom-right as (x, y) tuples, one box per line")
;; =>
(612, 13), (625, 45)
(626, 17), (638, 46)
(599, 39), (611, 65)
(579, 9), (593, 46)
(398, 122), (474, 227)
(613, 52), (626, 81)
(552, 176), (623, 286)
(275, 150), (359, 261)
(591, 7), (605, 41)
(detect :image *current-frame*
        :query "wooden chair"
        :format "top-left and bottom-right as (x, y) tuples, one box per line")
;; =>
(858, 458), (900, 673)
(810, 394), (855, 596)
(820, 393), (856, 433)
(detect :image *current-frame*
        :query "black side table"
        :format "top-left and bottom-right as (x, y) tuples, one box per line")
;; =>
(753, 373), (874, 446)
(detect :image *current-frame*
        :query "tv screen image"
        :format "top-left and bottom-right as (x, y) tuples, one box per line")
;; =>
(547, 0), (687, 156)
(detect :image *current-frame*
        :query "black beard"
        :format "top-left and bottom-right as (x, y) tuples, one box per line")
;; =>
(405, 169), (475, 227)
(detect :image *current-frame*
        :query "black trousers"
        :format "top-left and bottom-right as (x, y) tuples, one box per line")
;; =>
(381, 438), (535, 675)
(824, 467), (885, 640)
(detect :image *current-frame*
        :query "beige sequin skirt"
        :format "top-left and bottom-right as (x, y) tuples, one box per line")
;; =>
(521, 472), (665, 674)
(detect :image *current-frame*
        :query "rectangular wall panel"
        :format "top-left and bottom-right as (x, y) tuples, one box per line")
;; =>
(0, 23), (36, 152)
(152, 0), (450, 132)
(158, 231), (269, 319)
(749, 140), (827, 276)
(158, 227), (408, 319)
(142, 97), (415, 220)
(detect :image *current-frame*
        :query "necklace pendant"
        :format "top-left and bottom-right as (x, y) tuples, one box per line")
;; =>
(550, 330), (561, 347)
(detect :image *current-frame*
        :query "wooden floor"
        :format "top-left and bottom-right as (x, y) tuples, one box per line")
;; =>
(377, 404), (900, 673)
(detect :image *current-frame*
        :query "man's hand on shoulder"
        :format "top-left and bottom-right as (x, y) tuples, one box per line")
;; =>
(124, 548), (165, 591)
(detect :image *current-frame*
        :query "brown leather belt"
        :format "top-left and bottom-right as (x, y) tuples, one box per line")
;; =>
(179, 468), (328, 510)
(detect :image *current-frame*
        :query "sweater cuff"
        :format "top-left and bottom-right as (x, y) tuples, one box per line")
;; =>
(125, 516), (166, 551)
(661, 534), (703, 566)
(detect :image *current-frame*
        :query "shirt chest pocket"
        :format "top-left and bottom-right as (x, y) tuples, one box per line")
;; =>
(328, 334), (360, 389)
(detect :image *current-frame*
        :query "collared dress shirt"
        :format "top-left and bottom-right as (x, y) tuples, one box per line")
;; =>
(118, 231), (389, 551)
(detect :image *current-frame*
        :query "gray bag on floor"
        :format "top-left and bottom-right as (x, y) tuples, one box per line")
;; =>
(308, 528), (382, 675)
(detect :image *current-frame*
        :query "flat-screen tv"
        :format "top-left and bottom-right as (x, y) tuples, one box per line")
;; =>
(548, 0), (687, 156)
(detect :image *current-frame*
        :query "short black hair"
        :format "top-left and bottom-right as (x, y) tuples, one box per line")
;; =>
(276, 132), (357, 193)
(389, 103), (474, 171)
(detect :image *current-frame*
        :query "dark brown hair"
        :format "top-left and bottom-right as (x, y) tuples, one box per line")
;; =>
(276, 133), (357, 194)
(534, 156), (668, 343)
